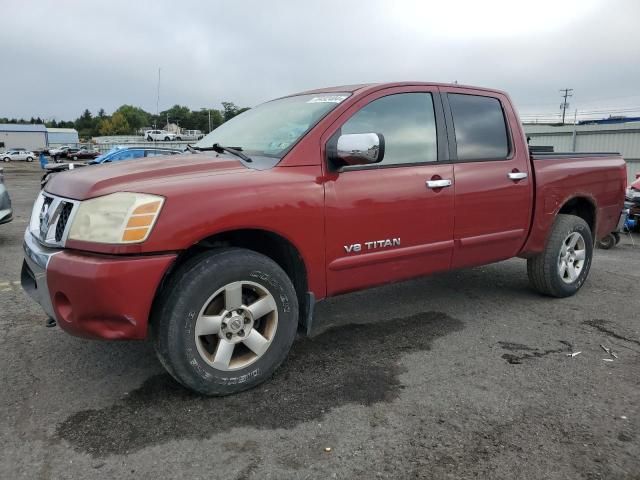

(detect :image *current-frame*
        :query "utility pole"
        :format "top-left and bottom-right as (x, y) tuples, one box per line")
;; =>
(559, 88), (573, 124)
(208, 110), (211, 133)
(155, 67), (161, 130)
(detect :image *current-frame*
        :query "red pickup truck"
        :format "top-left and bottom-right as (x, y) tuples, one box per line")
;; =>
(22, 82), (627, 395)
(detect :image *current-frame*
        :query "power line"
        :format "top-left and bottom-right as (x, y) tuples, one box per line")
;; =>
(519, 105), (640, 117)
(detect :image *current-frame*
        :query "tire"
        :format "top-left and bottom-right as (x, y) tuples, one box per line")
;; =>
(597, 233), (616, 250)
(26, 156), (34, 162)
(176, 137), (182, 141)
(147, 136), (153, 142)
(152, 248), (299, 395)
(527, 214), (593, 298)
(2, 157), (9, 162)
(72, 156), (78, 161)
(613, 232), (621, 245)
(164, 136), (170, 141)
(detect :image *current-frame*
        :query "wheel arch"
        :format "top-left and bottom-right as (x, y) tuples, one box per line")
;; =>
(557, 196), (596, 236)
(153, 228), (311, 330)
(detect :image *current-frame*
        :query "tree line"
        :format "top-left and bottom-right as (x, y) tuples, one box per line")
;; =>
(0, 102), (249, 139)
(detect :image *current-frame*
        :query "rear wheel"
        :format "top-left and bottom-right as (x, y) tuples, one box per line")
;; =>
(164, 136), (170, 141)
(527, 214), (593, 297)
(613, 232), (621, 245)
(152, 248), (298, 395)
(26, 156), (34, 162)
(597, 233), (616, 250)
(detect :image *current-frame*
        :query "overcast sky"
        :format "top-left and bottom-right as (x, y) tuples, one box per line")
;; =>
(2, 0), (639, 122)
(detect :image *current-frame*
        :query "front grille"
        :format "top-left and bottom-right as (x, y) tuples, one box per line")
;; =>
(55, 202), (73, 242)
(29, 192), (78, 247)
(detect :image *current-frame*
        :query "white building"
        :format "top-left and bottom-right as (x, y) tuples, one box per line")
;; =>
(0, 124), (48, 151)
(0, 124), (80, 151)
(524, 122), (640, 183)
(47, 127), (79, 146)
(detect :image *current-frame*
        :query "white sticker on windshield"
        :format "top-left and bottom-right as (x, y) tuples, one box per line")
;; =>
(307, 95), (348, 104)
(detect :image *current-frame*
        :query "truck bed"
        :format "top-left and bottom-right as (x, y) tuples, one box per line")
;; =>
(521, 152), (627, 254)
(531, 152), (620, 160)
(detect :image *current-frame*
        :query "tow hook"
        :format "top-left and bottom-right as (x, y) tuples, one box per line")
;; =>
(45, 317), (57, 328)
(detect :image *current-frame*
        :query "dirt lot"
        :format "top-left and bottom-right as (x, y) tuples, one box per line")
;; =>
(0, 161), (638, 479)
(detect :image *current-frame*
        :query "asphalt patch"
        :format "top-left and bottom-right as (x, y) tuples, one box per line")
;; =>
(56, 311), (464, 457)
(583, 319), (640, 347)
(498, 341), (572, 364)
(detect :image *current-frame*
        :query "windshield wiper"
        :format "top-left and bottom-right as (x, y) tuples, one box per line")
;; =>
(188, 143), (252, 162)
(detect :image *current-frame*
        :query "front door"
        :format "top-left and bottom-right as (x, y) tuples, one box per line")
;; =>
(323, 88), (455, 296)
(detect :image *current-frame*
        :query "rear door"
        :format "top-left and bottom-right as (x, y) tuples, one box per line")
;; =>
(440, 87), (533, 269)
(323, 87), (455, 295)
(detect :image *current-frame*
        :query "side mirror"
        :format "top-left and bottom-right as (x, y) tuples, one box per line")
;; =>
(336, 133), (385, 166)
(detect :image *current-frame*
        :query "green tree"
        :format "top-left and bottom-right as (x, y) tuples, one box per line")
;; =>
(160, 104), (192, 129)
(75, 109), (95, 137)
(191, 108), (223, 133)
(115, 105), (150, 132)
(221, 102), (239, 122)
(98, 112), (130, 135)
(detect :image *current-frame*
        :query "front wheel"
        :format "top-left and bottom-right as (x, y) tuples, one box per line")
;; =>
(527, 214), (593, 298)
(2, 157), (9, 162)
(164, 136), (170, 141)
(152, 248), (299, 395)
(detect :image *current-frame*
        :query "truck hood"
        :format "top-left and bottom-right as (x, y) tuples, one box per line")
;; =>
(45, 152), (249, 200)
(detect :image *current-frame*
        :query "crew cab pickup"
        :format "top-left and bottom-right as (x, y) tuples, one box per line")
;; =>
(22, 82), (627, 395)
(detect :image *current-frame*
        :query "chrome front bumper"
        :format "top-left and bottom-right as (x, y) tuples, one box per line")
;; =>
(21, 229), (61, 320)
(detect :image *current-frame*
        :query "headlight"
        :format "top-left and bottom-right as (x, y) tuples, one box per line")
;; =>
(68, 192), (164, 244)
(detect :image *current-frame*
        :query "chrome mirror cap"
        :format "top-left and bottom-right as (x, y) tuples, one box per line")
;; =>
(337, 133), (385, 166)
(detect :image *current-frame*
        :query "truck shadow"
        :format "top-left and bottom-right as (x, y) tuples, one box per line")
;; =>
(56, 311), (464, 457)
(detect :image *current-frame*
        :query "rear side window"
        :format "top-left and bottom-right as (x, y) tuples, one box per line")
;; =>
(448, 94), (509, 161)
(341, 93), (438, 165)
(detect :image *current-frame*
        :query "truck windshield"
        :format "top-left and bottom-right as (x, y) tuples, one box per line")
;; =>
(194, 93), (350, 159)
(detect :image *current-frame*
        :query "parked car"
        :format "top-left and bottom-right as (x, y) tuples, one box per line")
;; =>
(145, 130), (177, 141)
(67, 148), (100, 161)
(2, 150), (35, 162)
(176, 129), (204, 141)
(59, 147), (81, 159)
(22, 82), (627, 396)
(40, 147), (185, 188)
(0, 167), (12, 224)
(89, 146), (184, 164)
(48, 145), (72, 157)
(50, 146), (78, 162)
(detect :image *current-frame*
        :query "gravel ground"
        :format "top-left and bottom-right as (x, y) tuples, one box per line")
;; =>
(0, 161), (638, 479)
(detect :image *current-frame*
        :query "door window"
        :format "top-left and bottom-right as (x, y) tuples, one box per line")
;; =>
(341, 93), (438, 165)
(448, 94), (509, 161)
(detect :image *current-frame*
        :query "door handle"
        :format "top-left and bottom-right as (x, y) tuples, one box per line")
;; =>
(426, 179), (453, 189)
(507, 172), (528, 180)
